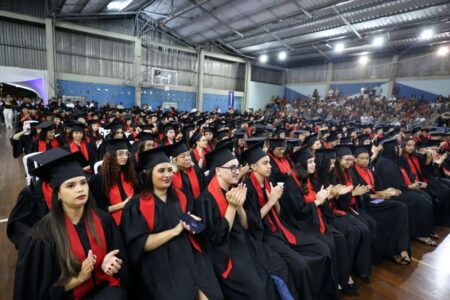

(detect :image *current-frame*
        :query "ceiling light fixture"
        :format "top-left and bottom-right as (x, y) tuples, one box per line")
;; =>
(335, 43), (345, 53)
(437, 46), (449, 56)
(278, 51), (287, 60)
(372, 36), (384, 47)
(359, 56), (369, 64)
(420, 29), (434, 40)
(259, 54), (268, 63)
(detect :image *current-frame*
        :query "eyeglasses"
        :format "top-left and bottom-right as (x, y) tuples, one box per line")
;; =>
(219, 165), (241, 173)
(116, 150), (130, 157)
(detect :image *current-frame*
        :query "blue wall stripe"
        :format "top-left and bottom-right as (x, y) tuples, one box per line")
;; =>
(396, 83), (439, 102)
(285, 87), (308, 100)
(329, 82), (385, 97)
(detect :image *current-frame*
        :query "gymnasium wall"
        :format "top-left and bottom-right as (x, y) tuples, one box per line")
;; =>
(248, 81), (285, 111)
(395, 79), (450, 101)
(285, 83), (327, 99)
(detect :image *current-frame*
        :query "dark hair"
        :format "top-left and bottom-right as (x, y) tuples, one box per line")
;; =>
(295, 159), (316, 195)
(334, 156), (348, 185)
(101, 150), (139, 195)
(68, 130), (85, 141)
(31, 187), (101, 286)
(315, 154), (333, 187)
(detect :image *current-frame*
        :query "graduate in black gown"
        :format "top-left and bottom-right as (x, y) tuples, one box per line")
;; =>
(329, 146), (373, 281)
(31, 121), (62, 152)
(241, 143), (338, 300)
(10, 121), (39, 158)
(280, 148), (359, 296)
(62, 122), (98, 173)
(197, 141), (295, 300)
(89, 139), (140, 225)
(351, 145), (411, 264)
(168, 141), (205, 200)
(401, 137), (450, 226)
(13, 150), (129, 300)
(120, 146), (224, 300)
(267, 139), (294, 183)
(7, 149), (90, 249)
(374, 138), (436, 246)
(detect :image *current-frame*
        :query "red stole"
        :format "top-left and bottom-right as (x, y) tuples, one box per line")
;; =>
(354, 165), (375, 193)
(164, 140), (173, 145)
(249, 173), (297, 244)
(42, 181), (53, 209)
(336, 170), (356, 207)
(292, 174), (326, 234)
(64, 210), (120, 299)
(207, 176), (233, 279)
(172, 167), (201, 198)
(406, 155), (422, 182)
(139, 188), (202, 253)
(108, 172), (134, 225)
(70, 141), (90, 161)
(268, 152), (291, 174)
(38, 139), (59, 152)
(400, 167), (413, 185)
(192, 148), (202, 163)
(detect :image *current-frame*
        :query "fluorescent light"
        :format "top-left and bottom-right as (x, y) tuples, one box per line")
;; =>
(372, 36), (384, 47)
(107, 0), (133, 11)
(420, 29), (434, 40)
(259, 54), (268, 63)
(437, 46), (449, 56)
(335, 43), (345, 53)
(278, 51), (287, 60)
(359, 56), (369, 64)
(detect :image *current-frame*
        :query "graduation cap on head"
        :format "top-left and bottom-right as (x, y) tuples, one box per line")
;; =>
(103, 138), (131, 152)
(189, 132), (202, 148)
(291, 149), (314, 164)
(204, 126), (215, 135)
(139, 146), (171, 171)
(165, 141), (189, 158)
(30, 148), (88, 188)
(412, 127), (422, 135)
(357, 134), (371, 145)
(302, 134), (318, 149)
(269, 138), (285, 149)
(335, 145), (353, 157)
(204, 140), (235, 170)
(380, 137), (399, 153)
(240, 141), (266, 165)
(327, 132), (340, 143)
(163, 122), (179, 133)
(215, 130), (229, 141)
(286, 138), (302, 147)
(88, 119), (100, 126)
(233, 129), (246, 139)
(66, 121), (87, 132)
(354, 145), (371, 157)
(135, 131), (155, 142)
(36, 121), (55, 131)
(107, 121), (123, 132)
(340, 136), (353, 145)
(183, 123), (196, 136)
(246, 137), (265, 148)
(315, 148), (337, 160)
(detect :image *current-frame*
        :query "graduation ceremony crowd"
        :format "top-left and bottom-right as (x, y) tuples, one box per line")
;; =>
(4, 93), (450, 300)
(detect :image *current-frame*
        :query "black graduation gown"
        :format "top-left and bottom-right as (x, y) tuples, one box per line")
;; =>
(63, 141), (99, 169)
(279, 176), (352, 287)
(89, 173), (140, 217)
(13, 210), (129, 300)
(196, 188), (290, 300)
(120, 188), (224, 300)
(350, 168), (410, 260)
(175, 165), (205, 200)
(7, 180), (49, 249)
(244, 177), (338, 300)
(324, 175), (372, 277)
(374, 157), (434, 238)
(405, 154), (450, 226)
(10, 132), (35, 158)
(269, 155), (292, 183)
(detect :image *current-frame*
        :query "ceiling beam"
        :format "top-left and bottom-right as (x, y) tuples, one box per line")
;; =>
(164, 0), (211, 24)
(332, 5), (362, 39)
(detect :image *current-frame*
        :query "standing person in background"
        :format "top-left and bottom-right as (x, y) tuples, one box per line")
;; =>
(3, 94), (14, 129)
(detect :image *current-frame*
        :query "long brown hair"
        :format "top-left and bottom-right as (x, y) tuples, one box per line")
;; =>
(101, 150), (139, 194)
(31, 189), (101, 286)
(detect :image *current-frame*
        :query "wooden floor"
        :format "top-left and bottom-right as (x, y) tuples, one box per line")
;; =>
(0, 125), (449, 300)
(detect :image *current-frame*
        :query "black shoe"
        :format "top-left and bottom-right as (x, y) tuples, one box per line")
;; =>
(341, 284), (358, 297)
(360, 276), (370, 284)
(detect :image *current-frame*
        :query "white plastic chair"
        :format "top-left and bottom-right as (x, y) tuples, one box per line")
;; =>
(94, 160), (103, 174)
(22, 152), (41, 185)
